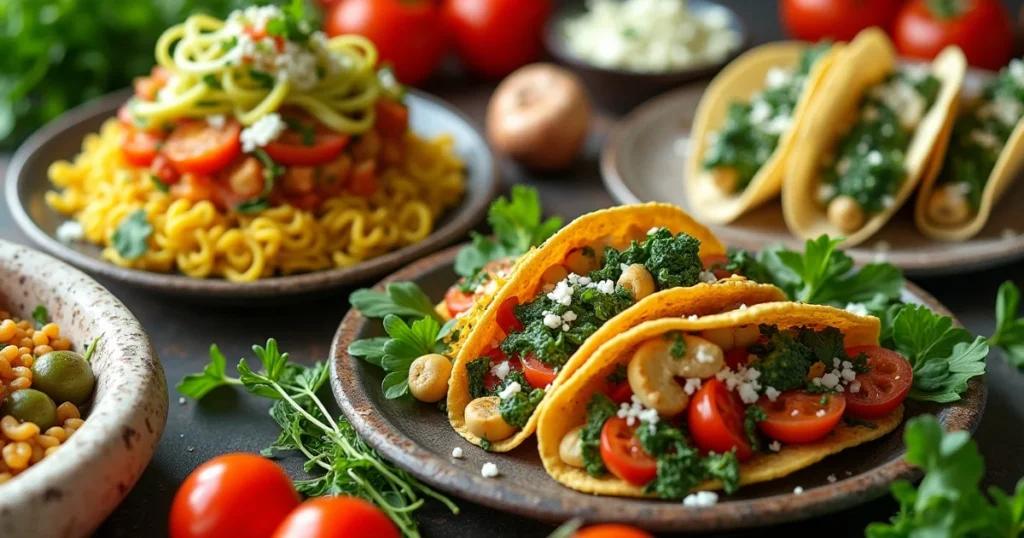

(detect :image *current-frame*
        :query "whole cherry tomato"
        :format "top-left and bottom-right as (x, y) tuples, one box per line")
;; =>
(271, 496), (399, 538)
(843, 346), (913, 419)
(325, 0), (447, 86)
(521, 353), (557, 388)
(893, 0), (1013, 71)
(169, 453), (300, 538)
(443, 0), (552, 79)
(574, 524), (654, 538)
(780, 0), (904, 41)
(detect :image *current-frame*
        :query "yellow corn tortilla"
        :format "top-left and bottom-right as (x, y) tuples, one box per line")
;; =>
(915, 93), (1024, 241)
(537, 302), (902, 497)
(686, 41), (843, 224)
(782, 28), (967, 247)
(447, 203), (786, 452)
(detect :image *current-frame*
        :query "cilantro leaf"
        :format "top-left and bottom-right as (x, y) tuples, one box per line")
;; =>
(347, 337), (389, 368)
(890, 305), (988, 403)
(349, 282), (443, 322)
(31, 305), (48, 327)
(991, 281), (1024, 369)
(177, 344), (241, 399)
(111, 209), (152, 260)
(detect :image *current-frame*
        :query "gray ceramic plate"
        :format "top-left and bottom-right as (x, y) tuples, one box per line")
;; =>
(330, 244), (986, 533)
(6, 89), (498, 301)
(601, 70), (1024, 277)
(0, 239), (166, 538)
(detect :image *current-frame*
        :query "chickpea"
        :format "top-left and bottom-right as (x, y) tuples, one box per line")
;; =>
(559, 426), (585, 468)
(407, 354), (452, 403)
(627, 335), (724, 417)
(701, 327), (735, 352)
(564, 246), (599, 275)
(541, 264), (569, 286)
(617, 264), (655, 302)
(927, 184), (971, 226)
(464, 396), (517, 442)
(733, 324), (760, 349)
(827, 195), (865, 233)
(711, 167), (739, 193)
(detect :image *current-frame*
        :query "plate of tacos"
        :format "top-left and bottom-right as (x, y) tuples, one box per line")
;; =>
(603, 27), (1024, 275)
(331, 197), (985, 531)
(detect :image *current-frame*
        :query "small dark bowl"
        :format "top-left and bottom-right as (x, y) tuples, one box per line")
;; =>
(545, 0), (748, 114)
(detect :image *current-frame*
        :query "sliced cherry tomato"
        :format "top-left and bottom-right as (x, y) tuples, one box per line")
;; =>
(608, 381), (633, 405)
(169, 453), (299, 538)
(701, 253), (735, 280)
(482, 351), (521, 393)
(121, 129), (163, 167)
(599, 416), (658, 486)
(843, 346), (913, 419)
(375, 99), (409, 138)
(444, 286), (476, 318)
(271, 496), (399, 538)
(573, 524), (654, 538)
(170, 173), (215, 203)
(495, 297), (524, 334)
(724, 347), (750, 370)
(348, 160), (379, 197)
(759, 391), (846, 444)
(688, 378), (753, 461)
(893, 0), (1012, 71)
(151, 154), (181, 186)
(521, 353), (556, 388)
(263, 128), (350, 166)
(161, 121), (242, 175)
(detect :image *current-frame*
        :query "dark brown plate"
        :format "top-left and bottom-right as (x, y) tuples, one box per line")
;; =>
(330, 244), (987, 532)
(5, 89), (498, 302)
(601, 71), (1024, 277)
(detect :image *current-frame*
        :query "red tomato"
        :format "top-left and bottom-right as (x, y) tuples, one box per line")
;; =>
(723, 348), (750, 370)
(271, 496), (399, 538)
(161, 121), (242, 175)
(759, 391), (846, 444)
(780, 0), (904, 41)
(133, 66), (174, 102)
(700, 254), (734, 280)
(893, 0), (1012, 71)
(375, 99), (410, 138)
(444, 286), (476, 318)
(495, 297), (524, 334)
(608, 381), (633, 404)
(482, 352), (522, 393)
(264, 128), (350, 167)
(169, 453), (299, 538)
(599, 417), (658, 486)
(325, 0), (446, 86)
(348, 160), (379, 197)
(443, 0), (552, 79)
(170, 173), (216, 203)
(843, 346), (913, 419)
(688, 378), (753, 461)
(122, 129), (163, 167)
(521, 353), (556, 388)
(574, 524), (654, 538)
(118, 104), (138, 128)
(151, 154), (181, 186)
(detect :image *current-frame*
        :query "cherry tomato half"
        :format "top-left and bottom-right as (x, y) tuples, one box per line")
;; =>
(161, 121), (242, 175)
(263, 128), (350, 167)
(607, 381), (633, 405)
(893, 0), (1012, 71)
(759, 391), (845, 444)
(574, 524), (654, 538)
(133, 66), (174, 102)
(700, 254), (735, 280)
(688, 378), (753, 461)
(521, 353), (556, 389)
(169, 453), (300, 538)
(348, 160), (379, 197)
(375, 100), (410, 138)
(495, 297), (524, 334)
(723, 348), (750, 370)
(599, 416), (658, 486)
(444, 286), (476, 319)
(151, 154), (181, 186)
(271, 496), (399, 538)
(843, 346), (913, 419)
(780, 0), (903, 41)
(121, 129), (163, 167)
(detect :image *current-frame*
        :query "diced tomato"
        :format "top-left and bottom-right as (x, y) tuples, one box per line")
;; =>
(375, 99), (409, 138)
(701, 254), (735, 280)
(348, 160), (379, 197)
(151, 154), (181, 186)
(608, 381), (633, 404)
(161, 121), (242, 175)
(759, 391), (845, 444)
(724, 348), (750, 370)
(599, 417), (658, 486)
(521, 353), (556, 388)
(843, 346), (913, 419)
(688, 378), (753, 461)
(245, 22), (286, 51)
(287, 193), (322, 212)
(170, 173), (216, 203)
(495, 297), (523, 334)
(133, 66), (173, 102)
(221, 156), (265, 199)
(264, 129), (350, 166)
(121, 129), (163, 167)
(118, 104), (139, 128)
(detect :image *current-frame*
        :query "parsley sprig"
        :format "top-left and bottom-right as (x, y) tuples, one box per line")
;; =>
(991, 281), (1024, 369)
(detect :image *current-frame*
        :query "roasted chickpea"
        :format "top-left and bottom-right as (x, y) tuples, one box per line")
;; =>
(464, 396), (517, 442)
(617, 264), (655, 301)
(559, 426), (585, 468)
(827, 195), (865, 233)
(927, 184), (971, 226)
(407, 354), (452, 403)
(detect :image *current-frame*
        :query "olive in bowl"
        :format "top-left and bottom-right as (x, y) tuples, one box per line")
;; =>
(31, 351), (95, 406)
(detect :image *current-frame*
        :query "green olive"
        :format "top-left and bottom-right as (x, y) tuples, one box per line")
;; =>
(2, 389), (57, 430)
(31, 351), (95, 406)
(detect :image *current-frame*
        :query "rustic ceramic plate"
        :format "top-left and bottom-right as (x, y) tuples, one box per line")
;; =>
(601, 70), (1024, 276)
(6, 89), (498, 301)
(0, 239), (167, 538)
(330, 244), (986, 532)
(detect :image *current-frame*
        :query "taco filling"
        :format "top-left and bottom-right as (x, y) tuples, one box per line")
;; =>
(460, 227), (733, 445)
(703, 44), (831, 194)
(816, 67), (941, 234)
(925, 59), (1024, 227)
(556, 322), (911, 498)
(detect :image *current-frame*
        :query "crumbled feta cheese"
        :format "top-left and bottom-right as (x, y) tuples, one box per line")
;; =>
(816, 409), (826, 417)
(543, 311), (563, 329)
(617, 395), (660, 430)
(768, 440), (781, 452)
(562, 311), (578, 323)
(595, 280), (616, 295)
(841, 368), (857, 382)
(206, 114), (226, 128)
(765, 386), (781, 402)
(698, 271), (717, 284)
(648, 227), (662, 235)
(240, 113), (285, 152)
(498, 382), (521, 400)
(881, 195), (895, 209)
(812, 377), (822, 387)
(547, 280), (574, 306)
(738, 383), (760, 405)
(793, 486), (804, 494)
(765, 67), (791, 89)
(739, 303), (748, 310)
(481, 462), (499, 478)
(683, 377), (702, 396)
(688, 314), (699, 321)
(55, 221), (84, 244)
(790, 409), (799, 417)
(844, 303), (869, 316)
(452, 447), (464, 459)
(821, 373), (840, 389)
(866, 150), (883, 166)
(683, 490), (719, 507)
(749, 100), (773, 125)
(491, 361), (510, 381)
(827, 474), (837, 483)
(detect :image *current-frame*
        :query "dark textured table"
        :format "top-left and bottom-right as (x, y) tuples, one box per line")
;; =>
(2, 1), (1024, 536)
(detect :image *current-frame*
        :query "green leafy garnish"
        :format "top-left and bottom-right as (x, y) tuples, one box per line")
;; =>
(82, 336), (101, 362)
(498, 388), (545, 428)
(31, 305), (48, 327)
(349, 282), (443, 322)
(201, 73), (222, 89)
(991, 281), (1024, 369)
(177, 344), (242, 399)
(466, 357), (492, 400)
(638, 421), (740, 497)
(664, 331), (687, 359)
(744, 405), (767, 452)
(112, 209), (153, 260)
(237, 149), (283, 214)
(348, 315), (444, 399)
(150, 174), (169, 193)
(580, 393), (618, 477)
(605, 364), (627, 384)
(283, 117), (316, 146)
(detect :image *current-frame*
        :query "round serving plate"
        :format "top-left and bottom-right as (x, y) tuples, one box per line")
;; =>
(601, 69), (1024, 277)
(329, 244), (986, 533)
(0, 239), (166, 538)
(6, 88), (499, 302)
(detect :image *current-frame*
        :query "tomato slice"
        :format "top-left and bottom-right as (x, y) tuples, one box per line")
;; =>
(608, 381), (633, 404)
(759, 391), (845, 444)
(724, 347), (749, 370)
(843, 346), (913, 419)
(263, 129), (350, 166)
(161, 120), (242, 175)
(495, 297), (523, 334)
(444, 285), (475, 318)
(375, 99), (409, 138)
(521, 353), (556, 388)
(122, 129), (163, 167)
(348, 160), (379, 197)
(150, 154), (181, 186)
(688, 378), (753, 461)
(701, 254), (735, 280)
(599, 417), (658, 486)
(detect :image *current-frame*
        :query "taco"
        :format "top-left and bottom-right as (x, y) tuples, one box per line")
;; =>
(915, 59), (1024, 241)
(686, 41), (841, 224)
(536, 303), (907, 499)
(446, 203), (786, 452)
(782, 28), (966, 247)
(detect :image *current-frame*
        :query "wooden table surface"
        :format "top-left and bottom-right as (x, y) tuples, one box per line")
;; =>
(2, 1), (1024, 536)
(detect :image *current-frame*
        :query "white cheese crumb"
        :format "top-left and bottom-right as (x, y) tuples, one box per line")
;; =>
(55, 221), (84, 243)
(866, 150), (883, 166)
(682, 490), (719, 507)
(765, 386), (781, 402)
(738, 303), (748, 310)
(688, 314), (699, 321)
(821, 373), (840, 389)
(178, 397), (186, 405)
(790, 409), (799, 417)
(481, 462), (499, 478)
(881, 195), (896, 209)
(491, 361), (510, 381)
(617, 395), (660, 430)
(816, 409), (826, 417)
(698, 271), (717, 284)
(452, 447), (464, 459)
(738, 383), (760, 405)
(595, 280), (616, 295)
(683, 377), (702, 396)
(841, 368), (857, 382)
(240, 112), (285, 153)
(768, 440), (781, 452)
(543, 311), (563, 329)
(793, 486), (804, 495)
(648, 227), (662, 235)
(498, 382), (522, 400)
(827, 474), (837, 483)
(695, 346), (717, 364)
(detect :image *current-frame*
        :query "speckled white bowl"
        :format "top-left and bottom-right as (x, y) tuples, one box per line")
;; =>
(0, 238), (167, 537)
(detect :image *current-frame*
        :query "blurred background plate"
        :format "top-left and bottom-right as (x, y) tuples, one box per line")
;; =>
(601, 69), (1024, 276)
(5, 89), (498, 302)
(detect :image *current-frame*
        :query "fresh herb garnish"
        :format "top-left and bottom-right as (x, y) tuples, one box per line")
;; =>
(664, 331), (687, 359)
(264, 0), (311, 43)
(248, 69), (275, 89)
(744, 405), (767, 452)
(235, 198), (270, 214)
(580, 393), (617, 477)
(201, 73), (222, 89)
(31, 305), (48, 327)
(479, 438), (492, 452)
(347, 315), (445, 399)
(349, 282), (444, 322)
(283, 117), (316, 147)
(590, 228), (703, 289)
(82, 336), (101, 362)
(237, 149), (284, 213)
(112, 209), (153, 260)
(177, 344), (241, 399)
(498, 388), (545, 428)
(466, 357), (492, 400)
(605, 364), (628, 384)
(991, 281), (1024, 369)
(149, 174), (169, 193)
(638, 421), (740, 497)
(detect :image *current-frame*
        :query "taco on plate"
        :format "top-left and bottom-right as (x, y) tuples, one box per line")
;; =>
(782, 28), (967, 247)
(446, 203), (786, 452)
(536, 303), (907, 499)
